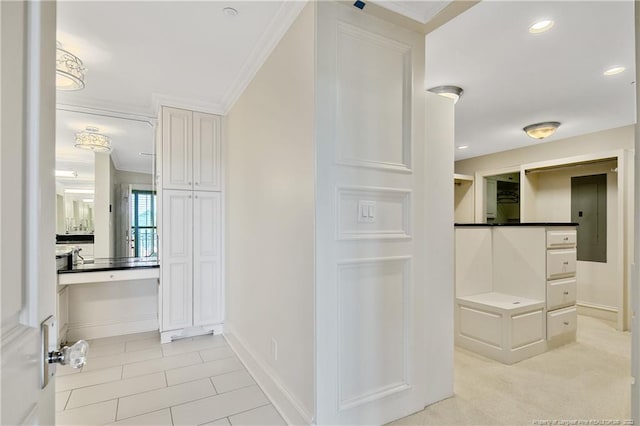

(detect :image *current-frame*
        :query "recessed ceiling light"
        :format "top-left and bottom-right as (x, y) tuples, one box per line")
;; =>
(222, 7), (238, 17)
(55, 170), (78, 178)
(457, 145), (469, 150)
(603, 66), (626, 76)
(64, 188), (94, 194)
(529, 19), (554, 34)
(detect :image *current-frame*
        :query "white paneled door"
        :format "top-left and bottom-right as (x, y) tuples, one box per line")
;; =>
(315, 2), (428, 424)
(162, 107), (193, 190)
(1, 1), (57, 424)
(193, 113), (222, 192)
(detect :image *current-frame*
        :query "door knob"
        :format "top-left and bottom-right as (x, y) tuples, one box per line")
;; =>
(48, 340), (89, 368)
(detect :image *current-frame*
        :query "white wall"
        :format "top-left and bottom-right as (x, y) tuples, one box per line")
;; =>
(225, 3), (315, 422)
(94, 153), (115, 258)
(455, 126), (634, 324)
(530, 161), (619, 310)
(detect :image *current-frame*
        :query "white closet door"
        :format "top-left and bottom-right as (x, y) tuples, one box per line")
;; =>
(161, 190), (193, 331)
(193, 112), (221, 192)
(193, 191), (223, 326)
(162, 107), (193, 190)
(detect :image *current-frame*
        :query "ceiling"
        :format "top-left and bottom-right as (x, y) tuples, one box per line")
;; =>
(56, 1), (636, 172)
(425, 0), (636, 160)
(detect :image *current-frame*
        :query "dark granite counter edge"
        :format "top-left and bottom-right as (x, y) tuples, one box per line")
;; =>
(455, 222), (579, 227)
(58, 263), (159, 274)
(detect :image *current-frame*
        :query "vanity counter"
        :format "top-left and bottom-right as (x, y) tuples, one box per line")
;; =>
(455, 222), (578, 227)
(57, 257), (159, 285)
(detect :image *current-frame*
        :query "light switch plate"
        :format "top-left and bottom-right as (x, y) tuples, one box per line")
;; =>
(357, 200), (376, 223)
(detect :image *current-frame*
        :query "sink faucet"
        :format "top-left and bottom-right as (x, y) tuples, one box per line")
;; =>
(72, 247), (84, 265)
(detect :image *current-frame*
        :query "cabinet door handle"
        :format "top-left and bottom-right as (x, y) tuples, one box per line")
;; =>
(188, 181), (192, 186)
(563, 321), (570, 326)
(195, 182), (199, 186)
(563, 261), (569, 265)
(195, 195), (198, 199)
(563, 291), (569, 295)
(188, 195), (192, 199)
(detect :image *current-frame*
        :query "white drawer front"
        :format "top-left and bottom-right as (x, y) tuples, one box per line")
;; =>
(547, 249), (576, 279)
(547, 306), (577, 339)
(547, 278), (577, 310)
(547, 230), (577, 248)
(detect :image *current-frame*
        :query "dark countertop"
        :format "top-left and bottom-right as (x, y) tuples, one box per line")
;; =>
(57, 234), (95, 244)
(455, 222), (578, 227)
(58, 257), (159, 274)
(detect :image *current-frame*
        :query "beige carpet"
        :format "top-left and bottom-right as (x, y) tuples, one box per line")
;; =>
(391, 315), (631, 425)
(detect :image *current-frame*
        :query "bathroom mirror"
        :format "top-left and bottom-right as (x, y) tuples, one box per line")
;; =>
(55, 107), (156, 259)
(484, 172), (520, 224)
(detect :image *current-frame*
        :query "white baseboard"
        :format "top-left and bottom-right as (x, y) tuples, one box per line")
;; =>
(67, 316), (158, 341)
(224, 325), (313, 426)
(576, 302), (618, 323)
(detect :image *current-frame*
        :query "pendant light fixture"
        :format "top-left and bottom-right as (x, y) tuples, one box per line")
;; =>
(75, 127), (112, 153)
(523, 121), (561, 140)
(56, 42), (86, 91)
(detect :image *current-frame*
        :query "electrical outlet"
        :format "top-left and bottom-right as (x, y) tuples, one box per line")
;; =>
(270, 338), (278, 361)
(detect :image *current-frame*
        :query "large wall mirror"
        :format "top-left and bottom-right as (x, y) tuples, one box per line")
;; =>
(55, 107), (156, 260)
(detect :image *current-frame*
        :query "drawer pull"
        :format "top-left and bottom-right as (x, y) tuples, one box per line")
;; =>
(563, 321), (570, 325)
(563, 291), (569, 295)
(563, 237), (569, 241)
(563, 261), (569, 265)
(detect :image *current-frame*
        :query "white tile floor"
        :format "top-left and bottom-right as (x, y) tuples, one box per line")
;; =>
(55, 332), (287, 426)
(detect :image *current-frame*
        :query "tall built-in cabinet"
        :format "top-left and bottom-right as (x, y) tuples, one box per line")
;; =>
(158, 106), (223, 343)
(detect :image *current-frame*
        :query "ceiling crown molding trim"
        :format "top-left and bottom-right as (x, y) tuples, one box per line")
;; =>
(56, 103), (156, 126)
(220, 0), (307, 115)
(151, 93), (225, 117)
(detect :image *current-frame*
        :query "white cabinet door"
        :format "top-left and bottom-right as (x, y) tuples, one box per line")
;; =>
(161, 190), (193, 331)
(193, 192), (223, 326)
(162, 107), (193, 190)
(193, 113), (221, 192)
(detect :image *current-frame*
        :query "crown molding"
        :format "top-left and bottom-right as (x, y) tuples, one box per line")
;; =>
(56, 103), (156, 126)
(219, 1), (307, 114)
(151, 93), (225, 117)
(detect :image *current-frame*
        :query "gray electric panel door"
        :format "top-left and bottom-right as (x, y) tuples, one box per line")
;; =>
(571, 174), (607, 262)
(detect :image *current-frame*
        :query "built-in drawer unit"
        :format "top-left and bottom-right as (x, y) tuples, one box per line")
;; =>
(546, 230), (577, 248)
(547, 306), (577, 339)
(547, 278), (577, 310)
(547, 248), (576, 279)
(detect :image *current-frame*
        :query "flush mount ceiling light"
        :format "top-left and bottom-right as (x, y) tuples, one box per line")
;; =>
(55, 170), (78, 178)
(75, 127), (112, 153)
(523, 121), (561, 139)
(603, 66), (626, 76)
(427, 85), (464, 104)
(222, 7), (238, 16)
(457, 145), (469, 150)
(529, 19), (554, 34)
(56, 42), (86, 91)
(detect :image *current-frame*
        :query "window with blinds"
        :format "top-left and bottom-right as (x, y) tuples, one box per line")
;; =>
(131, 190), (157, 257)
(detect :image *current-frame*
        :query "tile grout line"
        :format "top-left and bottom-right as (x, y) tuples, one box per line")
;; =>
(209, 377), (218, 394)
(115, 397), (120, 423)
(60, 369), (165, 399)
(122, 352), (236, 381)
(223, 402), (273, 424)
(63, 389), (72, 411)
(166, 365), (246, 387)
(169, 406), (175, 426)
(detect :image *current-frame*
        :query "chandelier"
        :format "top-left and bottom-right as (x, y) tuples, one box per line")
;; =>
(75, 127), (111, 153)
(56, 42), (86, 91)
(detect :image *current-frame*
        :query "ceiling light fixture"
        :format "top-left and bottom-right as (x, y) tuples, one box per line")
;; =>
(56, 42), (86, 91)
(82, 199), (94, 203)
(64, 189), (94, 194)
(222, 7), (238, 16)
(75, 127), (112, 153)
(427, 85), (464, 104)
(529, 19), (554, 34)
(603, 66), (626, 76)
(457, 145), (469, 150)
(55, 170), (78, 178)
(523, 121), (561, 139)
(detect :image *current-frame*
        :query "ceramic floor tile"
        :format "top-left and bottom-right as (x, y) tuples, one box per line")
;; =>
(56, 400), (118, 426)
(117, 378), (216, 420)
(107, 409), (173, 425)
(171, 385), (268, 426)
(228, 405), (286, 426)
(66, 372), (166, 409)
(57, 366), (123, 392)
(122, 351), (202, 379)
(211, 370), (255, 394)
(200, 345), (235, 363)
(82, 347), (163, 372)
(56, 391), (71, 411)
(56, 364), (83, 376)
(166, 357), (244, 386)
(89, 331), (160, 347)
(201, 418), (231, 426)
(125, 337), (160, 353)
(86, 342), (126, 359)
(162, 334), (227, 357)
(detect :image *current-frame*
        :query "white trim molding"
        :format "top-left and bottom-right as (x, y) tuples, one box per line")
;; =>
(224, 325), (313, 426)
(219, 1), (307, 114)
(151, 93), (225, 117)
